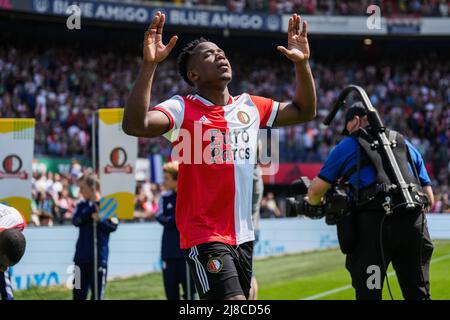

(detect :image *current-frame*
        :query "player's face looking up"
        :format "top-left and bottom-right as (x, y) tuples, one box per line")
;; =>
(187, 42), (232, 89)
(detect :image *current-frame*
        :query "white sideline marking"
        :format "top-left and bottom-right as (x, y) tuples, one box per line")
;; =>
(301, 253), (450, 300)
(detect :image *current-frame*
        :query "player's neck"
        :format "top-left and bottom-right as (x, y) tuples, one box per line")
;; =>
(196, 87), (230, 106)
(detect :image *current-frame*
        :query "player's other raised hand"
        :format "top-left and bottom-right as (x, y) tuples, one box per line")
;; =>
(143, 11), (178, 63)
(277, 14), (310, 64)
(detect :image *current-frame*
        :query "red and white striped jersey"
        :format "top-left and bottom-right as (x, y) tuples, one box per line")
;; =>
(153, 93), (279, 249)
(0, 203), (26, 232)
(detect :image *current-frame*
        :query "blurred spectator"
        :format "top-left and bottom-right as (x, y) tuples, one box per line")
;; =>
(266, 192), (282, 217)
(228, 0), (246, 12)
(134, 182), (159, 221)
(432, 191), (450, 213)
(260, 193), (283, 218)
(31, 191), (55, 226)
(55, 189), (76, 222)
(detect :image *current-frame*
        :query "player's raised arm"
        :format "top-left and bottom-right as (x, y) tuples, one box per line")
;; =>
(274, 14), (316, 126)
(123, 11), (178, 138)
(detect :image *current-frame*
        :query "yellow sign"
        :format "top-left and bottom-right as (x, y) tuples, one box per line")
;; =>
(0, 119), (35, 220)
(98, 109), (137, 220)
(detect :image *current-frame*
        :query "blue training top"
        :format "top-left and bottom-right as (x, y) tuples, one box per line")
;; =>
(73, 200), (118, 266)
(156, 190), (184, 260)
(318, 136), (431, 190)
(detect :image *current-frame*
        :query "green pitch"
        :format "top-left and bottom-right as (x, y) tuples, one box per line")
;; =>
(15, 240), (450, 300)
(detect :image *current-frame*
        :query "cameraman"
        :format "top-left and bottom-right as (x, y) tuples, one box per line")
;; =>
(306, 103), (434, 300)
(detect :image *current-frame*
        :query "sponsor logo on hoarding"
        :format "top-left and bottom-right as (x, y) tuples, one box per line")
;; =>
(386, 15), (421, 35)
(104, 147), (133, 174)
(25, 0), (281, 32)
(33, 0), (49, 13)
(267, 14), (280, 31)
(0, 154), (28, 180)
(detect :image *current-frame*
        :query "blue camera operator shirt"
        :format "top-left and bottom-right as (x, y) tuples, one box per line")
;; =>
(318, 136), (431, 192)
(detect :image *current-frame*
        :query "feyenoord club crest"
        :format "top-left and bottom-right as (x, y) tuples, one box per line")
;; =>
(0, 154), (28, 180)
(104, 147), (133, 174)
(237, 111), (250, 124)
(207, 257), (223, 274)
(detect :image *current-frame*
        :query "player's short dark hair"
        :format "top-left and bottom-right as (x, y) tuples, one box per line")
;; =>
(177, 37), (209, 86)
(0, 229), (26, 266)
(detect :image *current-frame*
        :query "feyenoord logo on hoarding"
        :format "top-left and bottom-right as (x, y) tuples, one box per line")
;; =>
(0, 154), (28, 180)
(104, 147), (133, 174)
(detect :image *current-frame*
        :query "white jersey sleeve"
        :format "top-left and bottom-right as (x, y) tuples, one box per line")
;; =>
(152, 95), (185, 142)
(0, 203), (26, 231)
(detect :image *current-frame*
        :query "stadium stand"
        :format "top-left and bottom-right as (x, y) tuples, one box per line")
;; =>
(108, 0), (449, 16)
(1, 45), (448, 163)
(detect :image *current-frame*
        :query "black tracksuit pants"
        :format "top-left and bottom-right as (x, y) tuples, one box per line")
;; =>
(345, 206), (434, 300)
(72, 262), (108, 300)
(162, 258), (196, 300)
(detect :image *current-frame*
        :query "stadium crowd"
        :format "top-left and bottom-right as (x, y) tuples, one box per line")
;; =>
(28, 162), (288, 226)
(0, 41), (449, 219)
(29, 161), (164, 226)
(121, 0), (449, 16)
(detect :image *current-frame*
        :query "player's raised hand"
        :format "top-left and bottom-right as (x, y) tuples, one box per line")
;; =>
(277, 14), (310, 64)
(143, 11), (178, 63)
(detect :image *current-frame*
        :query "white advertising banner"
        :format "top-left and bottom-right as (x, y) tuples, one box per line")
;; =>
(282, 15), (450, 36)
(281, 15), (387, 35)
(98, 109), (137, 220)
(0, 119), (35, 221)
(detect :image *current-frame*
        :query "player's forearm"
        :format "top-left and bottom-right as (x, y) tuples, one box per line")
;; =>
(123, 62), (158, 136)
(292, 61), (316, 121)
